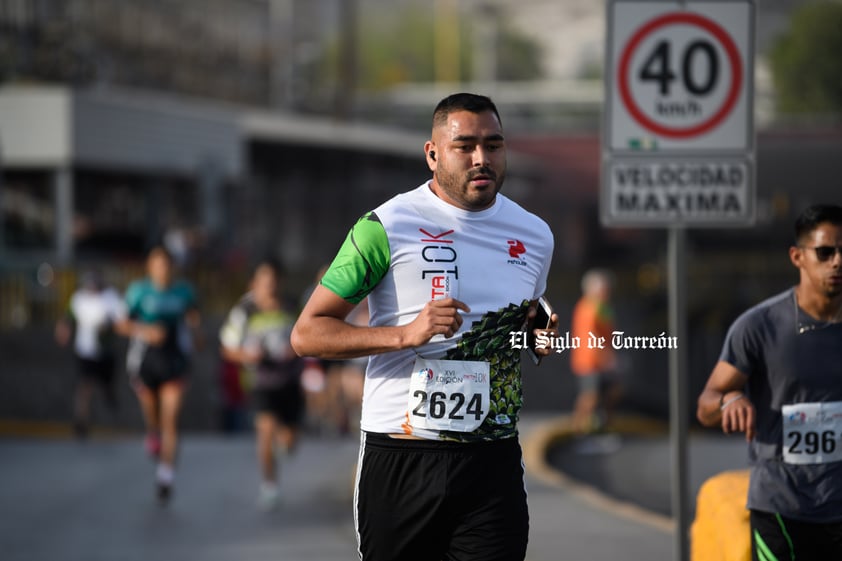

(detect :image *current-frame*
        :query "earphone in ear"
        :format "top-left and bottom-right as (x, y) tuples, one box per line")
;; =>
(429, 150), (436, 161)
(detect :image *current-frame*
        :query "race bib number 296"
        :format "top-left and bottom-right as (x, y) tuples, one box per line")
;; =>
(782, 402), (842, 465)
(408, 358), (490, 433)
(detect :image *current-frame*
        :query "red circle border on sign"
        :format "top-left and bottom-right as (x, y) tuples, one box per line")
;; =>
(617, 12), (743, 139)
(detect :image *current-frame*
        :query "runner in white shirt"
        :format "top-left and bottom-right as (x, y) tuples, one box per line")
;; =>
(292, 93), (558, 561)
(55, 270), (127, 438)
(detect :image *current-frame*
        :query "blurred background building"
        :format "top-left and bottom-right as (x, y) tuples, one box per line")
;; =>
(1, 0), (840, 429)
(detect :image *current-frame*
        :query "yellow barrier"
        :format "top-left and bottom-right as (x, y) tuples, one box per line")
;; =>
(691, 469), (751, 561)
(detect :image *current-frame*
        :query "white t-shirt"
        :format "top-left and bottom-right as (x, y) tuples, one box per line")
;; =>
(321, 182), (554, 441)
(69, 287), (126, 359)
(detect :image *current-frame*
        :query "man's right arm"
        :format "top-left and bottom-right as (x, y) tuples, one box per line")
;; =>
(290, 284), (468, 360)
(697, 360), (756, 441)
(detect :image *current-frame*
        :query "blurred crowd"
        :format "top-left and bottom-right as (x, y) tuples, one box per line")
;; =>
(52, 246), (364, 507)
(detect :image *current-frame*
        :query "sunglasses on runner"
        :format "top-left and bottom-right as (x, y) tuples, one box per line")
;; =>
(801, 245), (842, 262)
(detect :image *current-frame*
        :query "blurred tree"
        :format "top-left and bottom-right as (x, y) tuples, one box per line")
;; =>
(315, 6), (544, 93)
(769, 1), (842, 116)
(494, 27), (543, 82)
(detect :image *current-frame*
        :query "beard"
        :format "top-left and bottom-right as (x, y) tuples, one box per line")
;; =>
(434, 165), (506, 210)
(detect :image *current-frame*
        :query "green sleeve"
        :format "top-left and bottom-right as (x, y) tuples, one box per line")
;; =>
(320, 212), (390, 304)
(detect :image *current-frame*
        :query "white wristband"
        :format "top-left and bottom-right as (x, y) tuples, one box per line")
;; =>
(720, 393), (745, 411)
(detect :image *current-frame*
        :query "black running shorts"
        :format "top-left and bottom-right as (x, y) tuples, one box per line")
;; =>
(137, 345), (187, 390)
(252, 383), (305, 427)
(751, 509), (842, 561)
(76, 356), (116, 386)
(355, 432), (529, 561)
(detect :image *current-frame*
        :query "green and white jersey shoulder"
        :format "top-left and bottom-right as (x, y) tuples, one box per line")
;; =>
(321, 182), (554, 442)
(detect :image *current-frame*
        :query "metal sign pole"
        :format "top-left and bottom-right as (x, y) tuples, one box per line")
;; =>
(668, 225), (690, 561)
(674, 15), (690, 561)
(0, 143), (4, 261)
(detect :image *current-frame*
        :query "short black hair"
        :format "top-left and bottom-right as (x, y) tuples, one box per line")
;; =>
(432, 93), (502, 130)
(253, 255), (285, 278)
(794, 204), (842, 244)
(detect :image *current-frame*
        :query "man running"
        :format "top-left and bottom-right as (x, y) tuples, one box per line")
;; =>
(292, 93), (558, 561)
(220, 258), (305, 510)
(55, 270), (127, 438)
(123, 245), (202, 504)
(697, 204), (842, 560)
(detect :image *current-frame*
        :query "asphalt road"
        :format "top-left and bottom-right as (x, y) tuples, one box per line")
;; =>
(546, 430), (750, 517)
(0, 432), (360, 561)
(0, 414), (676, 561)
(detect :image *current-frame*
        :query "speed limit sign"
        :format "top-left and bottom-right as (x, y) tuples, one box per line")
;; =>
(606, 0), (754, 152)
(602, 0), (755, 226)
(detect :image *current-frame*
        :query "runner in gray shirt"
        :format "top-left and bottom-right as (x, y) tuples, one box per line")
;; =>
(697, 204), (842, 560)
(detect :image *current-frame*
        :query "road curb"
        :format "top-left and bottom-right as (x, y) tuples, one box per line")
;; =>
(521, 413), (675, 534)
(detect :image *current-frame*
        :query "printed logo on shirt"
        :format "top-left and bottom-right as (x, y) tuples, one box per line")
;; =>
(419, 228), (459, 300)
(507, 239), (527, 266)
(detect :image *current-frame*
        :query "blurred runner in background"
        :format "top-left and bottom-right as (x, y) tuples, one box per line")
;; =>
(55, 269), (127, 439)
(569, 268), (622, 433)
(122, 245), (202, 505)
(220, 257), (305, 510)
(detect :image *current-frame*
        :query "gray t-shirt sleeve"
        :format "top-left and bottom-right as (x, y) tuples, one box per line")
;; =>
(718, 309), (763, 378)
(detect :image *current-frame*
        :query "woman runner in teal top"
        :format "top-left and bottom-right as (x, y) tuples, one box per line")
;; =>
(122, 245), (201, 504)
